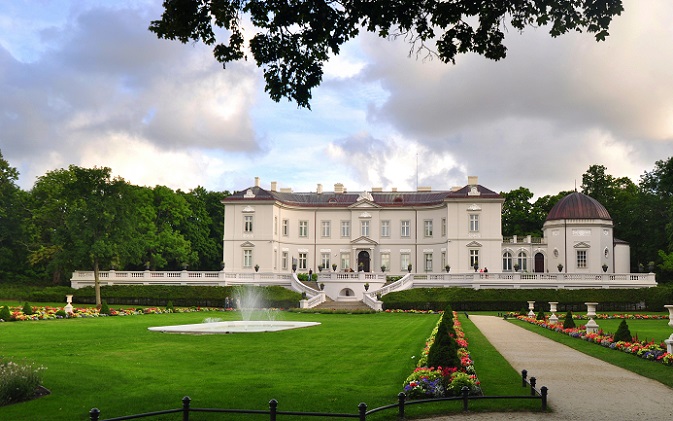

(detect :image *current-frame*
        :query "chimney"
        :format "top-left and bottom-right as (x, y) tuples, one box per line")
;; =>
(334, 183), (344, 194)
(391, 187), (397, 192)
(371, 187), (383, 192)
(317, 184), (323, 194)
(254, 177), (260, 187)
(417, 186), (431, 192)
(270, 181), (277, 192)
(467, 175), (478, 186)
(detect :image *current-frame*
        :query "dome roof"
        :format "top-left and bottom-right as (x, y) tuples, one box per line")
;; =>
(545, 192), (611, 221)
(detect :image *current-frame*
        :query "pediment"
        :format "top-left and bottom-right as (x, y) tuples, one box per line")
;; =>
(240, 241), (255, 248)
(348, 200), (380, 209)
(242, 205), (255, 213)
(465, 241), (482, 247)
(574, 242), (591, 249)
(467, 203), (482, 211)
(350, 236), (379, 246)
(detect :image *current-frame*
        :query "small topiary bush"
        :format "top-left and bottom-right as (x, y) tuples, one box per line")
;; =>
(426, 306), (460, 370)
(519, 307), (528, 316)
(563, 311), (576, 329)
(536, 310), (546, 320)
(166, 301), (174, 312)
(55, 310), (67, 318)
(613, 319), (633, 342)
(100, 300), (110, 315)
(447, 372), (480, 396)
(22, 302), (34, 316)
(0, 359), (45, 406)
(0, 305), (12, 322)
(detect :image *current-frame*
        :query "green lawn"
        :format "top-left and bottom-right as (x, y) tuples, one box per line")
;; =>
(511, 318), (673, 389)
(0, 310), (536, 421)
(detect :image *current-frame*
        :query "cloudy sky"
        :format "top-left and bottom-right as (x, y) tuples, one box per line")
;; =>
(1, 1), (672, 197)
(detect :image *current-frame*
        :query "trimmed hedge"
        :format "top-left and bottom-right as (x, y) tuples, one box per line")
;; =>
(381, 286), (673, 312)
(0, 285), (302, 309)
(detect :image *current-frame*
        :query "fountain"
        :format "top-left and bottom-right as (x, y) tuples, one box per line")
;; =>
(148, 286), (320, 334)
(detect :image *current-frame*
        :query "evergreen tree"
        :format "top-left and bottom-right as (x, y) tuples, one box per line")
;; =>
(563, 311), (576, 329)
(613, 319), (632, 342)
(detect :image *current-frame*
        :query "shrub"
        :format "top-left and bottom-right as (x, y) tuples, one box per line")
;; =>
(536, 310), (546, 320)
(613, 319), (632, 342)
(0, 359), (45, 406)
(447, 372), (480, 396)
(0, 305), (12, 322)
(519, 307), (528, 316)
(563, 311), (576, 329)
(166, 301), (174, 312)
(426, 310), (460, 370)
(100, 300), (110, 315)
(22, 302), (34, 316)
(55, 310), (67, 318)
(402, 367), (446, 399)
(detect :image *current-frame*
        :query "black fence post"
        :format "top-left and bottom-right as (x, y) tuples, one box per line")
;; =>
(521, 369), (528, 387)
(269, 399), (278, 421)
(529, 377), (537, 396)
(182, 396), (191, 421)
(89, 408), (100, 421)
(358, 402), (367, 421)
(540, 386), (548, 410)
(461, 386), (470, 412)
(397, 392), (406, 419)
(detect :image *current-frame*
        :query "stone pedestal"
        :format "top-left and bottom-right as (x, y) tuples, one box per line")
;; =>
(549, 301), (559, 324)
(527, 301), (535, 317)
(665, 305), (673, 354)
(64, 294), (74, 313)
(585, 302), (599, 334)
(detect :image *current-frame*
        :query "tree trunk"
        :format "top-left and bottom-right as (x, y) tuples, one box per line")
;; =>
(94, 259), (102, 308)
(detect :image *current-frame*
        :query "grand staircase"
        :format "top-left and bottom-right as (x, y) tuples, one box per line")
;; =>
(311, 296), (373, 311)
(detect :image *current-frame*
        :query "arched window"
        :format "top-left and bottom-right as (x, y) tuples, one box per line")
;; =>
(502, 251), (512, 271)
(517, 251), (528, 271)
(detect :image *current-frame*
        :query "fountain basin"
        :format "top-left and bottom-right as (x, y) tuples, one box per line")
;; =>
(148, 321), (320, 334)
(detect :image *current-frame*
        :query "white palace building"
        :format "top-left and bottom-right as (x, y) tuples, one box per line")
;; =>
(71, 176), (656, 309)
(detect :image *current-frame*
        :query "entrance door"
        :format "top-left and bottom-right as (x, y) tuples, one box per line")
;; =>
(534, 253), (545, 273)
(357, 251), (370, 272)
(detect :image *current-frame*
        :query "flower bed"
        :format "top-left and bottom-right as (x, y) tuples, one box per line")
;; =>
(0, 305), (232, 322)
(516, 315), (673, 366)
(403, 311), (481, 399)
(506, 311), (669, 320)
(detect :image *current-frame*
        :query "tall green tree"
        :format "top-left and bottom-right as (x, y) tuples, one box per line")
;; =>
(30, 166), (141, 305)
(150, 0), (623, 108)
(500, 187), (543, 237)
(640, 157), (673, 279)
(179, 187), (227, 270)
(0, 150), (32, 282)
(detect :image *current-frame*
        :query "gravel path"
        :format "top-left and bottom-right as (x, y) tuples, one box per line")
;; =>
(419, 315), (673, 421)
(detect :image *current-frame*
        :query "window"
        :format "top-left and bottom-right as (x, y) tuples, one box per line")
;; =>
(298, 253), (307, 270)
(341, 253), (350, 271)
(274, 217), (278, 235)
(401, 220), (410, 237)
(274, 250), (277, 270)
(321, 253), (330, 269)
(470, 250), (479, 268)
(282, 252), (288, 270)
(282, 219), (289, 236)
(502, 251), (512, 271)
(380, 253), (390, 271)
(321, 220), (331, 238)
(517, 251), (527, 271)
(441, 251), (446, 268)
(401, 253), (411, 271)
(244, 215), (253, 233)
(299, 220), (308, 237)
(424, 220), (433, 237)
(441, 218), (447, 237)
(577, 250), (587, 268)
(243, 249), (252, 268)
(424, 253), (433, 272)
(361, 220), (370, 236)
(469, 214), (479, 232)
(341, 221), (350, 237)
(381, 220), (390, 237)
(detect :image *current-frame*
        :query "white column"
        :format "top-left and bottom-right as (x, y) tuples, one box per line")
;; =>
(664, 305), (673, 354)
(585, 302), (599, 334)
(549, 301), (559, 324)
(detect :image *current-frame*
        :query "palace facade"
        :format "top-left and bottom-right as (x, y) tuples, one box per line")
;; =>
(222, 176), (630, 275)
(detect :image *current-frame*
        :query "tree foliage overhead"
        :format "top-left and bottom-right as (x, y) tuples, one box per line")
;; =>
(149, 0), (624, 108)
